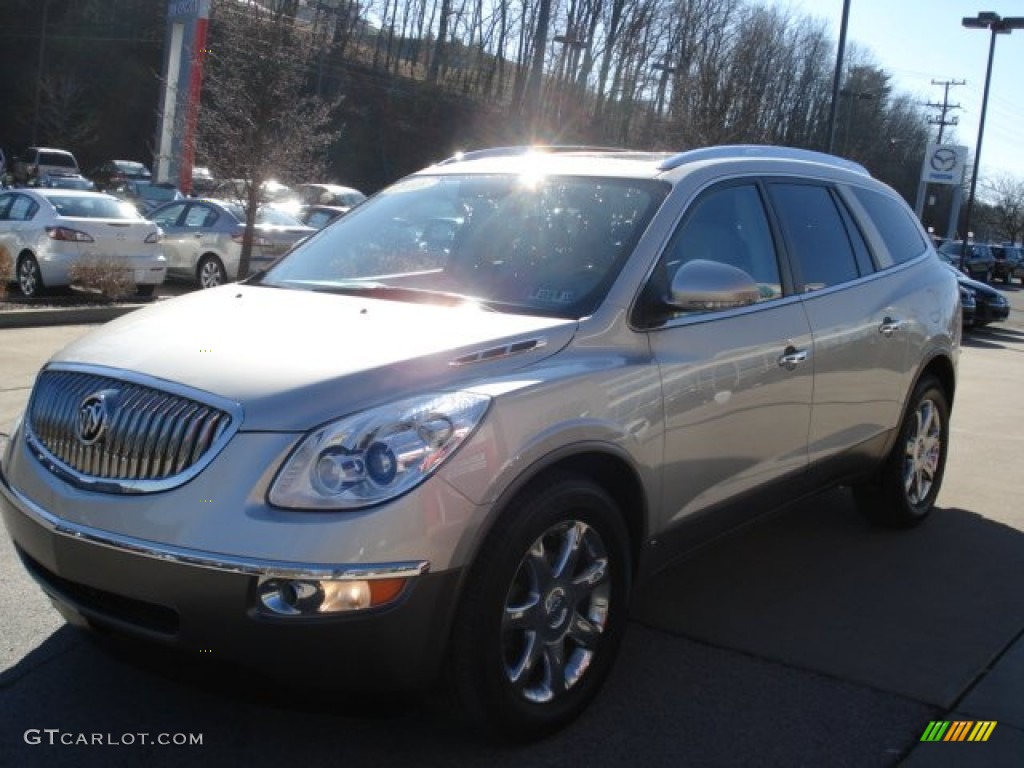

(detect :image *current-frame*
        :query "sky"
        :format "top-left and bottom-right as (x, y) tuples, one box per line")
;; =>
(765, 0), (1024, 185)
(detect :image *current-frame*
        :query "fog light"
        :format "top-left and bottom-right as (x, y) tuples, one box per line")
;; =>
(257, 576), (408, 616)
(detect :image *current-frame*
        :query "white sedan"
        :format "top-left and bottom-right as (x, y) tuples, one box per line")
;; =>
(0, 188), (166, 297)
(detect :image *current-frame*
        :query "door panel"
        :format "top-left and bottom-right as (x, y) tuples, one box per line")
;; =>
(651, 304), (814, 527)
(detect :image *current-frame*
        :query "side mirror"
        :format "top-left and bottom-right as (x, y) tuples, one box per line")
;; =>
(667, 259), (760, 312)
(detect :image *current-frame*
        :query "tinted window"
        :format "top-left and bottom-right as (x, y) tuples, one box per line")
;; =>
(850, 186), (927, 265)
(770, 183), (859, 290)
(656, 183), (783, 314)
(38, 151), (77, 169)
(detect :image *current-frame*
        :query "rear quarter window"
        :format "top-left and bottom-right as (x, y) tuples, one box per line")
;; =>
(849, 186), (927, 266)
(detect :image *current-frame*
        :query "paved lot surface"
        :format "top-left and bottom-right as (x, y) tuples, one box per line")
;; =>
(1, 283), (1023, 767)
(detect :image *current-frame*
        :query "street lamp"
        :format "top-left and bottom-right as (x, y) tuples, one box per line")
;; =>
(826, 0), (853, 154)
(959, 12), (1024, 265)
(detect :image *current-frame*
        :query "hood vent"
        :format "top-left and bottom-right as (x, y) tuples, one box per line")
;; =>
(450, 337), (548, 367)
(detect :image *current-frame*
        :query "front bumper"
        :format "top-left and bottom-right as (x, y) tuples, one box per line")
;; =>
(0, 467), (460, 692)
(977, 300), (1010, 324)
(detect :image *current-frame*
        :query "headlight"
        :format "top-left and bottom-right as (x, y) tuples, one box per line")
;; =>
(0, 414), (23, 473)
(269, 392), (490, 510)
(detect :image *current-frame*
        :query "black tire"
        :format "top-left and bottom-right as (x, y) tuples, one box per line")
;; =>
(446, 472), (631, 742)
(17, 253), (45, 297)
(197, 255), (226, 289)
(135, 284), (156, 297)
(853, 375), (950, 528)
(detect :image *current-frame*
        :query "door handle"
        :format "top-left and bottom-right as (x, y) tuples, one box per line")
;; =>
(879, 317), (902, 337)
(777, 346), (808, 371)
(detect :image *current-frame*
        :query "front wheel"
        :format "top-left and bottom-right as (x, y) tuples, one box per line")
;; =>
(853, 375), (950, 528)
(446, 473), (631, 742)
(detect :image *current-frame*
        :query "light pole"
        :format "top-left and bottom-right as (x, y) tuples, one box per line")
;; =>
(959, 12), (1024, 264)
(826, 0), (852, 154)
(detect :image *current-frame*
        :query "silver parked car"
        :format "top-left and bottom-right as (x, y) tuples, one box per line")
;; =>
(0, 146), (960, 741)
(148, 198), (314, 288)
(0, 188), (166, 297)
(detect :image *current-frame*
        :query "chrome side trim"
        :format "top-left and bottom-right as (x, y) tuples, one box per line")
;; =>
(0, 473), (429, 581)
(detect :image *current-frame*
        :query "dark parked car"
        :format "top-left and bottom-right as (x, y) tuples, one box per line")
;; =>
(938, 240), (995, 282)
(88, 159), (152, 191)
(959, 283), (977, 328)
(109, 179), (184, 214)
(990, 243), (1023, 285)
(0, 145), (960, 742)
(942, 263), (1009, 327)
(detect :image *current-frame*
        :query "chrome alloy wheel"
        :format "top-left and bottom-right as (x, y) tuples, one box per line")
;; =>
(501, 520), (611, 704)
(903, 398), (942, 505)
(198, 256), (226, 289)
(18, 256), (41, 297)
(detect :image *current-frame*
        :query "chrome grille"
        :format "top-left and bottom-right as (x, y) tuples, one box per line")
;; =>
(26, 367), (241, 493)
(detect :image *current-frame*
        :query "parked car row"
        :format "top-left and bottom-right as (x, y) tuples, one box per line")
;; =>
(1, 146), (366, 296)
(936, 238), (1024, 286)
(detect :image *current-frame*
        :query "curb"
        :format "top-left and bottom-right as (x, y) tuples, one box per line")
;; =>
(0, 303), (148, 330)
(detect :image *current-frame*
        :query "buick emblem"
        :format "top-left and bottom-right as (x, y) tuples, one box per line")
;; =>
(76, 390), (117, 445)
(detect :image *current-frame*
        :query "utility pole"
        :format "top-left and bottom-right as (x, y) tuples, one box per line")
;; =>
(915, 79), (965, 226)
(924, 79), (964, 143)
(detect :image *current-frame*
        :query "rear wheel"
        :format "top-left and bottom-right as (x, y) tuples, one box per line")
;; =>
(197, 255), (226, 289)
(446, 473), (631, 742)
(853, 375), (949, 528)
(17, 253), (45, 297)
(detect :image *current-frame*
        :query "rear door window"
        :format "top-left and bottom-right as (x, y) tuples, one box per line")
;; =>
(768, 183), (861, 291)
(9, 195), (38, 221)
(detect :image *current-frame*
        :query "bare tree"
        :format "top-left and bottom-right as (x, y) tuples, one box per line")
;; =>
(981, 173), (1024, 244)
(31, 72), (100, 150)
(199, 0), (340, 279)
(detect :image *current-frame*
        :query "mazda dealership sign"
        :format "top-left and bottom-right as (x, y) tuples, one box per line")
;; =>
(921, 144), (968, 186)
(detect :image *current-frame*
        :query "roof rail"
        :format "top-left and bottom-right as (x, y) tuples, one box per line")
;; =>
(437, 145), (633, 165)
(657, 145), (871, 176)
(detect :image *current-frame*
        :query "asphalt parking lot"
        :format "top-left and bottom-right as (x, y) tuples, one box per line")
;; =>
(1, 284), (1023, 767)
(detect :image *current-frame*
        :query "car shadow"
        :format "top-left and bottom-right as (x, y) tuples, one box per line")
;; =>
(1, 490), (1022, 767)
(963, 326), (1024, 349)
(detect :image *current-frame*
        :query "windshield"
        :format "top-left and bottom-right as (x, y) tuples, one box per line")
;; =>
(260, 174), (667, 318)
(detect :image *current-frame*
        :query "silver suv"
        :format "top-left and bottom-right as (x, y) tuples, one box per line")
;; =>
(0, 146), (960, 741)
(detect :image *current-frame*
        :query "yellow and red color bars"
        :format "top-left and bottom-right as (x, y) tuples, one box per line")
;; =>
(920, 721), (997, 742)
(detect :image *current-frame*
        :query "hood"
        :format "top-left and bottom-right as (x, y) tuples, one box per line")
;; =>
(943, 263), (1002, 299)
(50, 285), (577, 430)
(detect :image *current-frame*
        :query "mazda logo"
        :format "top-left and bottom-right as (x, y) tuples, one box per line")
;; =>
(76, 390), (117, 445)
(930, 148), (958, 172)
